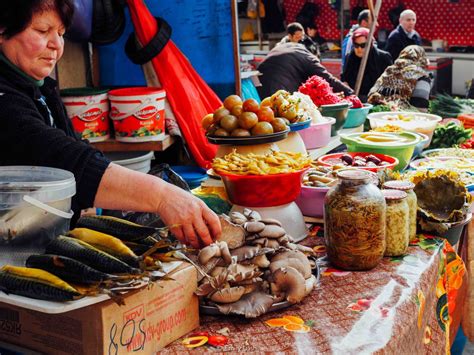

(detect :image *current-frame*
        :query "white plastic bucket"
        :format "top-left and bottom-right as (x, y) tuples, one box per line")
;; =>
(108, 87), (166, 142)
(105, 151), (154, 173)
(0, 166), (76, 266)
(61, 88), (110, 142)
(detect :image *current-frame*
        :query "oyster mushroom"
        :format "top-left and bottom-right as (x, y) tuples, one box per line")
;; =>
(269, 258), (311, 279)
(243, 208), (261, 221)
(244, 221), (266, 234)
(271, 267), (306, 304)
(251, 254), (270, 268)
(231, 245), (261, 262)
(217, 216), (246, 249)
(216, 291), (275, 318)
(198, 241), (232, 265)
(210, 286), (246, 303)
(230, 211), (248, 225)
(259, 225), (286, 239)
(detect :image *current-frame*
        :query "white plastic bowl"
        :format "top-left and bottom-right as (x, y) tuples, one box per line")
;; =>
(368, 111), (442, 144)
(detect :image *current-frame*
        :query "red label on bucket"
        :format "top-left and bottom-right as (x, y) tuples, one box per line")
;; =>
(62, 93), (110, 142)
(108, 87), (166, 142)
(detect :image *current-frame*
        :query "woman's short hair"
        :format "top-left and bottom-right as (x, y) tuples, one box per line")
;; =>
(0, 0), (74, 38)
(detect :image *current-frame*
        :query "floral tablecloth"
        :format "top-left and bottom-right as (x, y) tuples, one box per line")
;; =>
(163, 228), (466, 354)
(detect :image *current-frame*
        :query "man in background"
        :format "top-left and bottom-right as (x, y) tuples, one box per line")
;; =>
(278, 22), (320, 57)
(385, 9), (421, 60)
(341, 9), (372, 68)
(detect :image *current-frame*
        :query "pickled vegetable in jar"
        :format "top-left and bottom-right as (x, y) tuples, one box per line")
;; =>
(382, 189), (409, 257)
(324, 169), (386, 271)
(383, 180), (417, 242)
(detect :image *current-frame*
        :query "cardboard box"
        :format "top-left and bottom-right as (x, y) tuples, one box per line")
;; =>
(0, 263), (198, 354)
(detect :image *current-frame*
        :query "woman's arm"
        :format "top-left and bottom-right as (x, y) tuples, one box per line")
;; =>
(94, 163), (222, 248)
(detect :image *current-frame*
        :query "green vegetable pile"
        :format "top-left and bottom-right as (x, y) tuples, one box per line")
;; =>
(430, 122), (472, 149)
(429, 94), (474, 118)
(369, 105), (392, 114)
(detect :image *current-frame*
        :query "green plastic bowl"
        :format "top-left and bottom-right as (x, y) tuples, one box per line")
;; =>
(340, 131), (421, 171)
(320, 103), (350, 136)
(343, 104), (373, 128)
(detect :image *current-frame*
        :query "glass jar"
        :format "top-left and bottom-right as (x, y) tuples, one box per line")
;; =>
(383, 180), (417, 242)
(324, 169), (386, 270)
(382, 189), (410, 257)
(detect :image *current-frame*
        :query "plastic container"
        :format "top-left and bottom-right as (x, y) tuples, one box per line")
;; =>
(170, 166), (208, 189)
(295, 185), (329, 218)
(412, 132), (430, 158)
(217, 169), (308, 207)
(383, 180), (418, 242)
(367, 111), (442, 145)
(108, 87), (166, 142)
(289, 118), (311, 132)
(382, 189), (409, 257)
(420, 213), (472, 246)
(319, 103), (351, 136)
(61, 87), (110, 142)
(340, 132), (422, 171)
(324, 169), (386, 270)
(343, 104), (373, 128)
(0, 166), (76, 266)
(317, 152), (399, 173)
(298, 117), (335, 150)
(105, 151), (154, 173)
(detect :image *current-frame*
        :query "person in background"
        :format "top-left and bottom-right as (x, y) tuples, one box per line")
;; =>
(305, 24), (326, 47)
(368, 45), (431, 110)
(0, 0), (221, 248)
(341, 9), (372, 68)
(385, 9), (421, 60)
(341, 28), (392, 102)
(278, 22), (319, 57)
(257, 42), (353, 99)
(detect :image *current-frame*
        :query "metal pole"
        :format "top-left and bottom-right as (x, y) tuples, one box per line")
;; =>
(354, 0), (382, 96)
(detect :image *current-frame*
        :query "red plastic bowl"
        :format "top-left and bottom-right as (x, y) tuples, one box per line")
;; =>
(317, 152), (398, 172)
(217, 169), (308, 207)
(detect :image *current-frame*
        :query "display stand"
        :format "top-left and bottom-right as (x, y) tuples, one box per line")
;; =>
(91, 134), (175, 152)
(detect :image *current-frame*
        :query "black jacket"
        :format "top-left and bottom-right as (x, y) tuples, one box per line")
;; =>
(385, 25), (422, 60)
(0, 58), (110, 220)
(341, 47), (393, 100)
(257, 43), (353, 99)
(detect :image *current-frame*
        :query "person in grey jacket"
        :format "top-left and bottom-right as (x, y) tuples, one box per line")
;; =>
(257, 42), (353, 99)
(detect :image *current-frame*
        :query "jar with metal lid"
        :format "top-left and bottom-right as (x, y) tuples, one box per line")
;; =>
(383, 180), (417, 242)
(324, 169), (386, 270)
(382, 189), (410, 257)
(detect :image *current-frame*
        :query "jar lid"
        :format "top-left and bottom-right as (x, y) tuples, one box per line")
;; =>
(336, 169), (373, 181)
(382, 189), (407, 200)
(383, 180), (415, 191)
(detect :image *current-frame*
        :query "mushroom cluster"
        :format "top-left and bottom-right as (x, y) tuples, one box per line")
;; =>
(195, 209), (317, 318)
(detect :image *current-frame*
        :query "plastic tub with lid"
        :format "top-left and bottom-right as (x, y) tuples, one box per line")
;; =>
(105, 151), (154, 174)
(0, 166), (76, 266)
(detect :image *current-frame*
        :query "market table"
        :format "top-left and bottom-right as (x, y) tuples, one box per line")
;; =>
(163, 229), (465, 354)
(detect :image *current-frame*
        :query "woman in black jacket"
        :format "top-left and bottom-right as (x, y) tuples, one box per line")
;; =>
(0, 0), (221, 247)
(341, 27), (392, 102)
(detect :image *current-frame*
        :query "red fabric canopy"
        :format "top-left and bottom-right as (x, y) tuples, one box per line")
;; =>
(126, 0), (220, 168)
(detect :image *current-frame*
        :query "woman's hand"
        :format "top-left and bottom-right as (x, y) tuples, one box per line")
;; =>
(155, 183), (222, 248)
